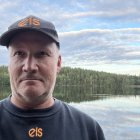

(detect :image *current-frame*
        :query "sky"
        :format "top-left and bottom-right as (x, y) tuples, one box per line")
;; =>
(0, 0), (140, 75)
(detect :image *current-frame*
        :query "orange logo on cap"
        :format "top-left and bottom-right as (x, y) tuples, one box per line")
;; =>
(18, 17), (40, 27)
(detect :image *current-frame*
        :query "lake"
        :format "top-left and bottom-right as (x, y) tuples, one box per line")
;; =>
(54, 86), (140, 140)
(0, 86), (140, 140)
(70, 95), (140, 140)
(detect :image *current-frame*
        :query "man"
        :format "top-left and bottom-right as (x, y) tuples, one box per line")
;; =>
(0, 15), (105, 140)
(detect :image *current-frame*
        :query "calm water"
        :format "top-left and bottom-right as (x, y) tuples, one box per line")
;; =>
(70, 95), (140, 140)
(1, 86), (140, 140)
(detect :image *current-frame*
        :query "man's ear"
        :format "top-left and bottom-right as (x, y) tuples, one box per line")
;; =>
(57, 55), (61, 73)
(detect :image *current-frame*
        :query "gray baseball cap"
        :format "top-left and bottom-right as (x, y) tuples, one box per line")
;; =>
(0, 15), (60, 48)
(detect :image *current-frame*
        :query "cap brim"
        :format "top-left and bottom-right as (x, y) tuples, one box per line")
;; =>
(0, 27), (59, 46)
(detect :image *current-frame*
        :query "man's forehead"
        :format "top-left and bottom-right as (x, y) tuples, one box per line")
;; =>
(8, 40), (56, 53)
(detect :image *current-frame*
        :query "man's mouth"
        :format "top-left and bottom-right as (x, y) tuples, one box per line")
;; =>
(19, 78), (43, 83)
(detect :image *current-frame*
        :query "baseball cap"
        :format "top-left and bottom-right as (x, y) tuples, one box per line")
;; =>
(0, 15), (60, 48)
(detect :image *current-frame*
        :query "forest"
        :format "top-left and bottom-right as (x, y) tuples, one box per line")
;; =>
(0, 66), (140, 102)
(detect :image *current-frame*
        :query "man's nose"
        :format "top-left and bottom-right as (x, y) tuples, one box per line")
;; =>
(22, 56), (38, 73)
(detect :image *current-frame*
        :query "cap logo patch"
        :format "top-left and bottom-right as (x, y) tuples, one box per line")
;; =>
(18, 17), (40, 27)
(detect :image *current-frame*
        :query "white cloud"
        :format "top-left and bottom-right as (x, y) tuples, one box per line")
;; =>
(0, 47), (8, 65)
(0, 1), (139, 75)
(0, 0), (139, 33)
(59, 28), (140, 70)
(0, 1), (17, 10)
(52, 0), (140, 23)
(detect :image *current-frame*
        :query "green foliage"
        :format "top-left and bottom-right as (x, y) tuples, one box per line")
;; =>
(54, 67), (140, 102)
(0, 66), (10, 99)
(56, 67), (138, 87)
(0, 66), (140, 101)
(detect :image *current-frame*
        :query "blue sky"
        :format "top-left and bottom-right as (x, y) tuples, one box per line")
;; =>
(0, 0), (140, 75)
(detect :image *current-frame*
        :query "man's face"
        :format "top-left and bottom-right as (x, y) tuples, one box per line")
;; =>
(8, 31), (61, 108)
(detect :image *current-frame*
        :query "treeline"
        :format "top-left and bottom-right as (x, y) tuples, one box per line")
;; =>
(0, 66), (10, 99)
(56, 67), (140, 86)
(0, 66), (140, 101)
(54, 67), (140, 101)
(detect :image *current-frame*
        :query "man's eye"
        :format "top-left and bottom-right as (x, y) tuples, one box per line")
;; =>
(37, 51), (49, 57)
(14, 51), (25, 56)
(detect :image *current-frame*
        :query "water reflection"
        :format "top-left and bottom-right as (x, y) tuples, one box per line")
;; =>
(70, 95), (140, 140)
(53, 85), (139, 103)
(1, 85), (140, 140)
(0, 85), (140, 102)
